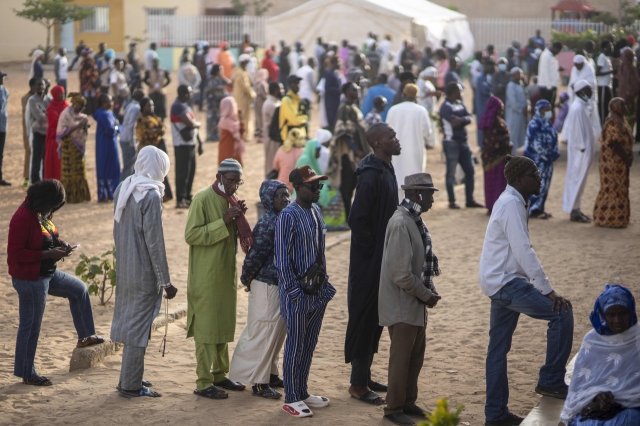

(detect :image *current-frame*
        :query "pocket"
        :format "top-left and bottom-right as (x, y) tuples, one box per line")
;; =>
(490, 288), (512, 306)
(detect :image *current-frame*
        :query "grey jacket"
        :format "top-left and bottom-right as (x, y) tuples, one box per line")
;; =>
(27, 93), (50, 135)
(378, 206), (433, 328)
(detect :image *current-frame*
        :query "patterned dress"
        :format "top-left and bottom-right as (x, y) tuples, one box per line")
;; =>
(593, 98), (633, 228)
(205, 75), (228, 141)
(136, 114), (173, 200)
(57, 106), (91, 203)
(79, 57), (99, 115)
(481, 116), (511, 211)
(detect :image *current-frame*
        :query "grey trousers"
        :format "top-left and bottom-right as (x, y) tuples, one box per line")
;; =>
(120, 345), (146, 391)
(385, 323), (426, 415)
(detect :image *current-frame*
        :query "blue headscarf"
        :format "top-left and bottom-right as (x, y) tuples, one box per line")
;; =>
(589, 284), (638, 335)
(523, 99), (559, 164)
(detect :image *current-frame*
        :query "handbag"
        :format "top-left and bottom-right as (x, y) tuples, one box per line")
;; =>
(299, 209), (327, 295)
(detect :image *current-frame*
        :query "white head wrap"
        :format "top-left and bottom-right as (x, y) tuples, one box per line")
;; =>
(423, 66), (438, 79)
(238, 54), (250, 63)
(114, 146), (170, 222)
(28, 49), (45, 81)
(573, 55), (586, 64)
(510, 67), (523, 75)
(315, 129), (333, 145)
(573, 79), (590, 93)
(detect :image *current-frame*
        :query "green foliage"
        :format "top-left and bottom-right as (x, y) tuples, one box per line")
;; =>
(29, 44), (55, 64)
(419, 398), (464, 426)
(551, 29), (628, 51)
(592, 1), (640, 28)
(14, 0), (94, 63)
(230, 0), (273, 16)
(447, 4), (459, 12)
(75, 246), (116, 306)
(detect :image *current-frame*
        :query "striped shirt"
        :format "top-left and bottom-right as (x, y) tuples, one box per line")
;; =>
(274, 202), (336, 311)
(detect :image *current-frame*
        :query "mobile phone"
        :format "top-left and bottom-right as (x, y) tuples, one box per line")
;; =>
(71, 244), (81, 250)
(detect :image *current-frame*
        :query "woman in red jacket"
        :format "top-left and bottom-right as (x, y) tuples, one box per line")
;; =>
(7, 179), (103, 386)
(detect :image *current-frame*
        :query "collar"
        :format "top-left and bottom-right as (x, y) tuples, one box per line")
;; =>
(286, 90), (300, 101)
(267, 95), (279, 102)
(401, 198), (423, 215)
(505, 185), (526, 205)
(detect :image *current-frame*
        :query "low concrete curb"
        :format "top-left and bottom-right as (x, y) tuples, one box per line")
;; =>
(69, 305), (187, 372)
(326, 231), (351, 250)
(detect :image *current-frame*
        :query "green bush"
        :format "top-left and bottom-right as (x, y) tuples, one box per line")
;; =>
(75, 246), (116, 305)
(419, 398), (464, 426)
(551, 29), (628, 51)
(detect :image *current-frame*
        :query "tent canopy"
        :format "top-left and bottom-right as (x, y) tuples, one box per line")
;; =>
(551, 0), (595, 11)
(267, 0), (475, 61)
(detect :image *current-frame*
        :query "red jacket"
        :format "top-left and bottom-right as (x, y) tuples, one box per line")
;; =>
(7, 199), (44, 281)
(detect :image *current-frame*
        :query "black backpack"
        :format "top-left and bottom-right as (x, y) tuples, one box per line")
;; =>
(268, 105), (285, 143)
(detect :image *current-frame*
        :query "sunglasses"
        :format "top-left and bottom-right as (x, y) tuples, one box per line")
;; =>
(301, 183), (324, 191)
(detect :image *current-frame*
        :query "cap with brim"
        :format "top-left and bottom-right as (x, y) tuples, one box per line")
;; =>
(286, 74), (303, 86)
(401, 173), (439, 191)
(0, 70), (7, 77)
(289, 165), (328, 186)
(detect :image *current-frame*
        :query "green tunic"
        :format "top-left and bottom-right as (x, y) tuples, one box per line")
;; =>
(185, 185), (238, 344)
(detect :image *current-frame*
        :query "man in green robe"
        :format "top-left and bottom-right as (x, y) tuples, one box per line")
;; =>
(185, 158), (251, 399)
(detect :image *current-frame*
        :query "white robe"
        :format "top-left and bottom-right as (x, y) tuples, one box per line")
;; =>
(385, 101), (432, 190)
(568, 64), (598, 106)
(561, 97), (601, 213)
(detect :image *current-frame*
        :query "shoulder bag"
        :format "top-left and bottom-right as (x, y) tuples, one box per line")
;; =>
(299, 208), (327, 295)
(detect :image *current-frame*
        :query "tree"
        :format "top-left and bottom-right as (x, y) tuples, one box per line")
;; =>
(14, 0), (94, 63)
(231, 0), (273, 16)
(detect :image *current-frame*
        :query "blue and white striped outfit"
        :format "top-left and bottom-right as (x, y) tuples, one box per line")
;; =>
(274, 202), (336, 403)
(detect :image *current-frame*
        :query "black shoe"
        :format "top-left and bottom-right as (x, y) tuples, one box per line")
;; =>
(449, 202), (461, 209)
(384, 413), (415, 425)
(485, 413), (524, 426)
(176, 200), (189, 209)
(0, 179), (11, 186)
(466, 200), (484, 208)
(535, 383), (568, 399)
(403, 405), (429, 419)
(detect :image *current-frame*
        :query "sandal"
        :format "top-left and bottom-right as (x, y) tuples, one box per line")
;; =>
(369, 381), (388, 392)
(193, 385), (228, 400)
(76, 335), (105, 348)
(282, 401), (313, 418)
(118, 385), (161, 398)
(351, 390), (385, 406)
(252, 384), (282, 399)
(213, 378), (245, 391)
(570, 214), (590, 223)
(533, 212), (552, 220)
(23, 375), (52, 386)
(116, 379), (153, 392)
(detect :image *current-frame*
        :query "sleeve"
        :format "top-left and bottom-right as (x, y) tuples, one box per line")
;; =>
(279, 96), (308, 141)
(54, 58), (60, 80)
(94, 111), (117, 137)
(382, 223), (433, 302)
(141, 193), (171, 289)
(184, 195), (230, 246)
(499, 202), (553, 294)
(136, 119), (145, 145)
(274, 212), (302, 301)
(163, 70), (171, 87)
(29, 99), (46, 123)
(421, 107), (433, 140)
(478, 76), (492, 97)
(193, 70), (202, 89)
(361, 89), (374, 116)
(7, 212), (43, 265)
(347, 177), (377, 257)
(439, 101), (453, 123)
(240, 219), (272, 285)
(110, 72), (118, 84)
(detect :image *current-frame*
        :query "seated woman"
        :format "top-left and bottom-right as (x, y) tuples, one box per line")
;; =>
(7, 179), (104, 386)
(560, 284), (640, 425)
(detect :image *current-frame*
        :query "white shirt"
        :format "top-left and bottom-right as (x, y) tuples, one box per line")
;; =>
(296, 65), (316, 102)
(469, 59), (483, 88)
(479, 185), (553, 297)
(596, 53), (612, 88)
(144, 49), (158, 70)
(537, 48), (559, 89)
(54, 54), (68, 80)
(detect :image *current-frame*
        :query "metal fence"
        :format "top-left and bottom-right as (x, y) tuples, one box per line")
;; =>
(147, 15), (267, 48)
(468, 18), (635, 54)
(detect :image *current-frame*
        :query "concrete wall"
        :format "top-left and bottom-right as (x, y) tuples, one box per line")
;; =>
(0, 0), (50, 63)
(429, 0), (619, 19)
(201, 0), (308, 16)
(70, 0), (125, 53)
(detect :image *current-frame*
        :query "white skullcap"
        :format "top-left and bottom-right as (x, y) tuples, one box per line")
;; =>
(244, 46), (254, 53)
(510, 67), (523, 75)
(573, 55), (586, 64)
(573, 79), (590, 93)
(315, 129), (333, 145)
(238, 54), (250, 62)
(424, 66), (438, 78)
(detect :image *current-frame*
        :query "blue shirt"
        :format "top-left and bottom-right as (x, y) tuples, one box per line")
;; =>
(0, 86), (8, 132)
(439, 98), (472, 144)
(361, 84), (395, 121)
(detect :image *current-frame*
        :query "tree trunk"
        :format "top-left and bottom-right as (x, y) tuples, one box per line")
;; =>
(45, 22), (52, 64)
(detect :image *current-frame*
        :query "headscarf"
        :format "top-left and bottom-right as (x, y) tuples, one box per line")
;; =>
(590, 284), (638, 336)
(261, 50), (280, 82)
(104, 49), (115, 61)
(68, 92), (87, 109)
(617, 49), (640, 105)
(139, 97), (152, 113)
(282, 127), (306, 153)
(218, 97), (240, 135)
(47, 86), (70, 157)
(315, 129), (332, 145)
(28, 49), (44, 80)
(573, 79), (590, 93)
(524, 99), (560, 165)
(212, 159), (253, 254)
(503, 154), (535, 184)
(296, 139), (331, 207)
(478, 96), (503, 130)
(114, 146), (170, 222)
(256, 68), (269, 93)
(603, 97), (633, 141)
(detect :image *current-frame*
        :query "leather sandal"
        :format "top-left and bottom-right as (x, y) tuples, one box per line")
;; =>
(76, 335), (105, 348)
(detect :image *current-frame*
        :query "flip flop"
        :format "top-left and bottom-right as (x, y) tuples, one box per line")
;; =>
(570, 214), (590, 223)
(369, 381), (388, 392)
(118, 385), (161, 398)
(303, 394), (330, 408)
(116, 379), (153, 392)
(213, 378), (245, 391)
(351, 390), (385, 406)
(193, 386), (228, 400)
(282, 401), (313, 418)
(23, 375), (52, 386)
(252, 385), (282, 399)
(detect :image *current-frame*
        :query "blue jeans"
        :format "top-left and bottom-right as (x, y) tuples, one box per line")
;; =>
(12, 270), (96, 379)
(485, 278), (574, 422)
(443, 139), (475, 204)
(569, 408), (640, 426)
(120, 141), (136, 180)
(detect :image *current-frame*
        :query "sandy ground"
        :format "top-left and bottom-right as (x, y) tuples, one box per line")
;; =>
(0, 63), (638, 426)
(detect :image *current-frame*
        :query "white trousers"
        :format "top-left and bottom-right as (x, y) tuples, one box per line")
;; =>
(229, 280), (287, 385)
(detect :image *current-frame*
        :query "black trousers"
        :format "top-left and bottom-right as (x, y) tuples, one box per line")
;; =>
(0, 132), (5, 181)
(174, 145), (196, 203)
(539, 87), (556, 106)
(31, 132), (46, 184)
(157, 140), (173, 200)
(598, 86), (612, 128)
(340, 154), (357, 220)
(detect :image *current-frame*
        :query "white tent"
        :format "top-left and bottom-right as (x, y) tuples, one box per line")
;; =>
(267, 0), (475, 61)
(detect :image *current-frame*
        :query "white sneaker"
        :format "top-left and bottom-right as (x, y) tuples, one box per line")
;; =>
(282, 401), (313, 417)
(303, 394), (330, 408)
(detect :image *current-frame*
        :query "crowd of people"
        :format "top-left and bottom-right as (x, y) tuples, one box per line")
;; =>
(3, 28), (640, 426)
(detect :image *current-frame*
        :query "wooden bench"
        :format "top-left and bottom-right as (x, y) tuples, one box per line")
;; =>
(521, 356), (576, 426)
